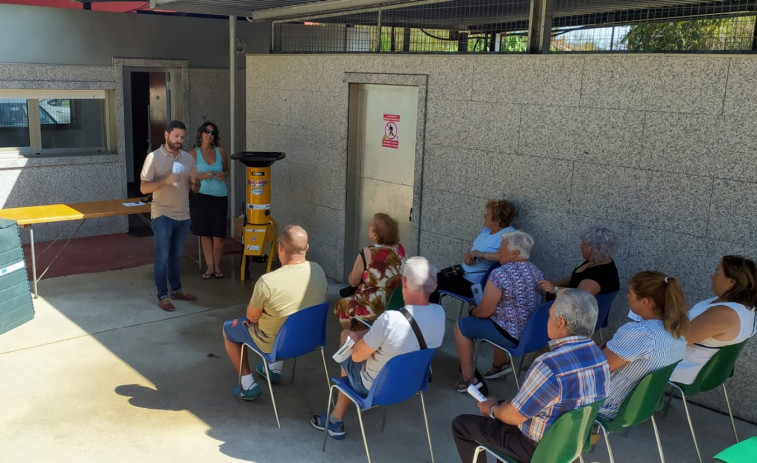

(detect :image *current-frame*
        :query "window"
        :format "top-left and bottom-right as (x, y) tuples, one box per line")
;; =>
(0, 90), (111, 156)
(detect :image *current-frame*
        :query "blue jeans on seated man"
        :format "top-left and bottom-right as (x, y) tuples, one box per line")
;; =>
(152, 215), (191, 300)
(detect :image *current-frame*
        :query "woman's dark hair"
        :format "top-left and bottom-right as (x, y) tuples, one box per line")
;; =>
(629, 271), (690, 338)
(719, 255), (757, 308)
(486, 199), (516, 228)
(194, 121), (221, 148)
(371, 213), (400, 246)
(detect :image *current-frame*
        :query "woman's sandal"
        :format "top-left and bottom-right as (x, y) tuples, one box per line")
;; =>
(454, 373), (489, 396)
(201, 272), (214, 280)
(213, 271), (224, 279)
(483, 362), (513, 380)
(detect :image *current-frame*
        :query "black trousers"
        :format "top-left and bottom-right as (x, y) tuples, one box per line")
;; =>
(452, 414), (537, 463)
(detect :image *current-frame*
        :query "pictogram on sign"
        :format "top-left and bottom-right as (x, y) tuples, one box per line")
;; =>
(382, 114), (400, 149)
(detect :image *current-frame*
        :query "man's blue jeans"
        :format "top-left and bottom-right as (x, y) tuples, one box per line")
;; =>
(152, 215), (191, 300)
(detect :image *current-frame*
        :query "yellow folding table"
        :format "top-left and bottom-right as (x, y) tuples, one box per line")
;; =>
(0, 198), (151, 298)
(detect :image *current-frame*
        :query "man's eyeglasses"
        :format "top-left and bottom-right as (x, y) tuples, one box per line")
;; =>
(203, 128), (217, 135)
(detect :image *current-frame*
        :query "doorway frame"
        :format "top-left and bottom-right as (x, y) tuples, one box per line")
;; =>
(343, 73), (428, 278)
(114, 58), (189, 184)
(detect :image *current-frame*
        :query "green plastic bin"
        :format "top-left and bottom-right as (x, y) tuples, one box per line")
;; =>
(0, 218), (34, 335)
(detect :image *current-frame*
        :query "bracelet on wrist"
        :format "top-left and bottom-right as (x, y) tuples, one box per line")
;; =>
(489, 404), (497, 419)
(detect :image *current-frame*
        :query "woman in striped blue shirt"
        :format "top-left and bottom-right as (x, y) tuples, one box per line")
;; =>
(598, 271), (690, 419)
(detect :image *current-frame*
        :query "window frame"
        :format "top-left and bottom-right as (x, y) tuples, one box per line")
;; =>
(0, 89), (112, 157)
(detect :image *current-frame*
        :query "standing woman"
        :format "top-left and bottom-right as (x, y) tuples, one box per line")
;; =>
(189, 121), (229, 279)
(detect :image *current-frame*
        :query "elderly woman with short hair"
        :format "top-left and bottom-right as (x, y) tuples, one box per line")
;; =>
(538, 224), (620, 297)
(454, 230), (545, 394)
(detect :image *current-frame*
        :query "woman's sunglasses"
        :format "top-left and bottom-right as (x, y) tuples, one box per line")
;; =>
(203, 128), (217, 136)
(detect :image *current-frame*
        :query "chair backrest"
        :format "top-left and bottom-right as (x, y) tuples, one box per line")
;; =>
(512, 300), (554, 356)
(271, 302), (330, 361)
(594, 291), (618, 331)
(385, 286), (405, 311)
(614, 362), (678, 428)
(532, 400), (605, 463)
(685, 339), (750, 394)
(479, 262), (501, 286)
(364, 348), (436, 408)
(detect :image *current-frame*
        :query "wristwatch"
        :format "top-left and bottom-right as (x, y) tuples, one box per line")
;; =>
(488, 404), (497, 419)
(554, 285), (559, 293)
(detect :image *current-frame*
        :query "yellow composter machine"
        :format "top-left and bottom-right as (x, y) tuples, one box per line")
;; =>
(231, 151), (285, 281)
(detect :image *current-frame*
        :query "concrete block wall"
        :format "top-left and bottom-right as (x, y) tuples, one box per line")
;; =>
(246, 53), (757, 421)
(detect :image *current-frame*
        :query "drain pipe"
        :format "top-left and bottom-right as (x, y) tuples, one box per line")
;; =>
(229, 15), (238, 238)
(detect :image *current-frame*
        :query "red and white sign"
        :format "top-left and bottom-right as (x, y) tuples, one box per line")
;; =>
(381, 113), (400, 149)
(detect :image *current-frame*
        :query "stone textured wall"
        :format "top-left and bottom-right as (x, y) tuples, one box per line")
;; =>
(246, 53), (757, 421)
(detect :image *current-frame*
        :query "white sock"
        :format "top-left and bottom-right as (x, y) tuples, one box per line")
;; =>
(268, 361), (283, 373)
(241, 374), (255, 390)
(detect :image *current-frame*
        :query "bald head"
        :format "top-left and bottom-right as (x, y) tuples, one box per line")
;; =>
(278, 224), (308, 256)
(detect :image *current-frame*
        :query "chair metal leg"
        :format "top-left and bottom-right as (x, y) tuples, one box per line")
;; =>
(322, 385), (336, 452)
(669, 383), (702, 463)
(506, 351), (519, 389)
(472, 446), (484, 463)
(261, 358), (281, 429)
(651, 415), (665, 463)
(722, 384), (739, 443)
(291, 357), (297, 385)
(319, 346), (331, 391)
(381, 409), (387, 433)
(420, 391), (435, 463)
(236, 345), (245, 399)
(599, 423), (615, 463)
(578, 455), (585, 463)
(356, 407), (372, 463)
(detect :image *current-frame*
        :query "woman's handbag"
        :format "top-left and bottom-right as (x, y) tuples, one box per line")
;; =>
(439, 264), (464, 280)
(339, 249), (367, 298)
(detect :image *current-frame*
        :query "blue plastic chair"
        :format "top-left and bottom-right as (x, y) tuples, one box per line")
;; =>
(439, 262), (500, 318)
(322, 348), (437, 463)
(594, 291), (618, 342)
(237, 301), (330, 428)
(474, 300), (553, 389)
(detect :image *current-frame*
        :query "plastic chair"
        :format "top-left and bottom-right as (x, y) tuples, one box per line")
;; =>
(439, 262), (500, 318)
(473, 399), (605, 463)
(592, 362), (679, 463)
(714, 435), (757, 462)
(351, 286), (404, 329)
(594, 291), (618, 331)
(474, 300), (553, 389)
(322, 348), (437, 463)
(385, 286), (405, 310)
(666, 340), (750, 463)
(237, 302), (330, 428)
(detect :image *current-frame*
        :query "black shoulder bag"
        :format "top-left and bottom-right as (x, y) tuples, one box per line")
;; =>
(339, 249), (366, 298)
(398, 307), (427, 350)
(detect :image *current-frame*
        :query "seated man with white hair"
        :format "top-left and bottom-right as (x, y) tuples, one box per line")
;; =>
(311, 256), (446, 439)
(452, 289), (609, 463)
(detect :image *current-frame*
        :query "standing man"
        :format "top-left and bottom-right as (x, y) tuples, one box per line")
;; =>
(223, 225), (327, 399)
(452, 289), (609, 462)
(140, 120), (200, 312)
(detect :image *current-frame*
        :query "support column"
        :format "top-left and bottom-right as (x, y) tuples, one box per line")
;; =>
(527, 0), (554, 54)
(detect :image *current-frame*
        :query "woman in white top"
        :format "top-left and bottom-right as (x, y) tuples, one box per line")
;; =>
(670, 255), (757, 385)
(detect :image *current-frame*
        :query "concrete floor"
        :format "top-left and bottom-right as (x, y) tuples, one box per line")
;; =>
(1, 255), (754, 463)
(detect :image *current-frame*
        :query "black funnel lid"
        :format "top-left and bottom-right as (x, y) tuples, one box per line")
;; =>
(231, 151), (285, 167)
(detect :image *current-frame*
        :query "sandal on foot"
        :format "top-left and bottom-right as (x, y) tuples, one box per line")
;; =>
(201, 272), (213, 280)
(484, 362), (513, 380)
(213, 271), (224, 279)
(454, 377), (489, 396)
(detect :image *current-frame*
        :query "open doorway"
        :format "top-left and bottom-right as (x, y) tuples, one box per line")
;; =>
(123, 67), (181, 236)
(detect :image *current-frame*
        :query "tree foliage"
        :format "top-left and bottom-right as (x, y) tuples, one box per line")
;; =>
(622, 17), (756, 51)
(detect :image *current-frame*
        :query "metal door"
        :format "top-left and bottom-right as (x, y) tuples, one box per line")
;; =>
(345, 83), (418, 276)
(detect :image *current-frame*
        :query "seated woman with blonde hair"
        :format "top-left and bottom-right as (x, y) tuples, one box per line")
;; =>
(599, 271), (689, 419)
(334, 213), (405, 329)
(670, 255), (757, 385)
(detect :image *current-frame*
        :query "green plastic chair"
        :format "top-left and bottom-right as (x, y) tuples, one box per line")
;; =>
(593, 362), (679, 463)
(385, 286), (405, 310)
(666, 340), (750, 463)
(473, 400), (605, 463)
(714, 436), (757, 462)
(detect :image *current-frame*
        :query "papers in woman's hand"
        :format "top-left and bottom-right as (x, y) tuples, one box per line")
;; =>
(332, 336), (355, 363)
(467, 383), (487, 402)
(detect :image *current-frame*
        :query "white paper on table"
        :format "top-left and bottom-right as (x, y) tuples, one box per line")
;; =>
(332, 336), (355, 363)
(122, 202), (146, 207)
